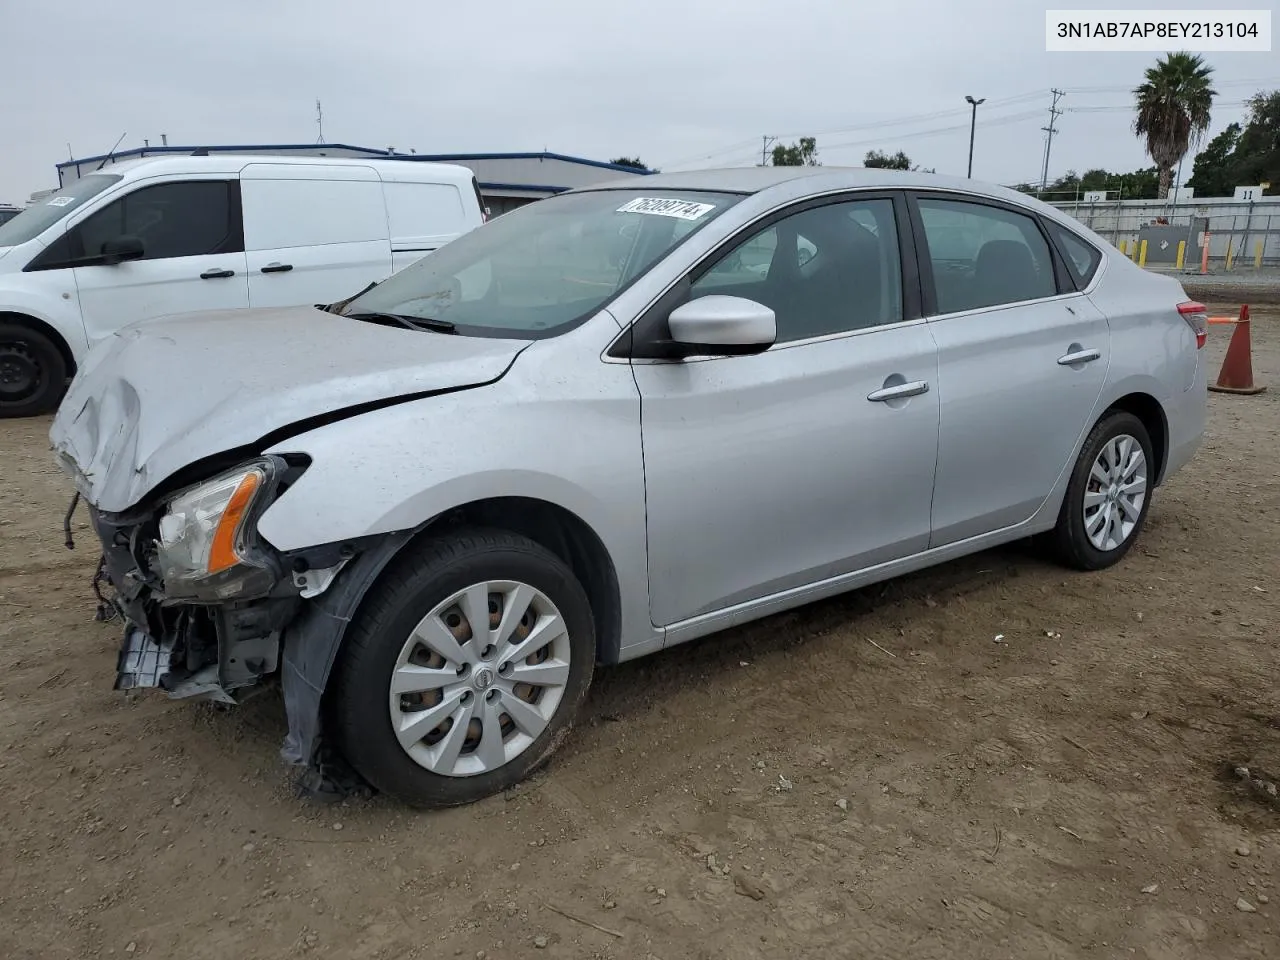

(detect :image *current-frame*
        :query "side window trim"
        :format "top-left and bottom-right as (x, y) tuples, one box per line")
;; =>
(906, 190), (1072, 317)
(1040, 216), (1100, 291)
(616, 190), (920, 359)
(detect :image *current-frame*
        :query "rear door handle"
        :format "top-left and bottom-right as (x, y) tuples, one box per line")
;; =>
(200, 268), (235, 279)
(867, 380), (929, 402)
(261, 262), (294, 274)
(1057, 348), (1101, 365)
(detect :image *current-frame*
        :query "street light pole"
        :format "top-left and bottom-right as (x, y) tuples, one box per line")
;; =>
(965, 95), (985, 178)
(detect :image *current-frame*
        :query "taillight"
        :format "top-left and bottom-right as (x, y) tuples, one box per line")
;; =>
(1178, 301), (1208, 349)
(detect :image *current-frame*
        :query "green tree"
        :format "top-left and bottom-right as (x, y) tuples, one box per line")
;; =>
(1011, 167), (1160, 200)
(610, 157), (649, 171)
(1229, 91), (1280, 191)
(1133, 51), (1217, 198)
(1186, 124), (1242, 197)
(863, 149), (936, 173)
(771, 137), (819, 166)
(864, 149), (911, 170)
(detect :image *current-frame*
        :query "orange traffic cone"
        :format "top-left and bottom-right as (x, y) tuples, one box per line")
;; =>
(1208, 305), (1267, 395)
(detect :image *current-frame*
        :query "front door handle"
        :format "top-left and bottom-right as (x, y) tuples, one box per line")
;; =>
(200, 268), (235, 279)
(867, 380), (929, 402)
(261, 262), (294, 274)
(1057, 348), (1101, 366)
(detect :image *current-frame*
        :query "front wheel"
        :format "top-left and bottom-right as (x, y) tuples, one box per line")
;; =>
(0, 322), (68, 418)
(331, 529), (596, 808)
(1049, 411), (1154, 571)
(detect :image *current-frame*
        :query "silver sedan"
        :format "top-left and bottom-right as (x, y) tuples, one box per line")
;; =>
(51, 167), (1207, 807)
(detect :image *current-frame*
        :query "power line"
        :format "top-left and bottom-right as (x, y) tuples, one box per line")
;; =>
(1063, 76), (1280, 94)
(760, 136), (777, 166)
(1067, 99), (1251, 113)
(655, 89), (1061, 169)
(820, 109), (1046, 153)
(1040, 88), (1065, 193)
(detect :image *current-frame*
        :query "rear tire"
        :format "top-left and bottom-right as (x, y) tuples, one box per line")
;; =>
(1049, 411), (1154, 571)
(331, 528), (596, 808)
(0, 322), (68, 418)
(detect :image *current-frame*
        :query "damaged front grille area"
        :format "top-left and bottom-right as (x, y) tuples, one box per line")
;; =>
(116, 625), (174, 691)
(88, 505), (300, 702)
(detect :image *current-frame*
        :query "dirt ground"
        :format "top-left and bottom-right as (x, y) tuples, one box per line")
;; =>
(1, 302), (1277, 960)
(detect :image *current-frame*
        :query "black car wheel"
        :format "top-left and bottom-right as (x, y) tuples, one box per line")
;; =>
(0, 322), (68, 418)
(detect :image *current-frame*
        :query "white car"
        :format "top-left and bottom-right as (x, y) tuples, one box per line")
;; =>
(0, 155), (485, 417)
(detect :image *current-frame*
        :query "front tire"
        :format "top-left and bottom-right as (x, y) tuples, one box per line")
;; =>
(0, 322), (68, 418)
(1050, 411), (1154, 571)
(331, 528), (596, 808)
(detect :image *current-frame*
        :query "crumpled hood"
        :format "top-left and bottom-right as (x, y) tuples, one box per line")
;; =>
(50, 305), (530, 512)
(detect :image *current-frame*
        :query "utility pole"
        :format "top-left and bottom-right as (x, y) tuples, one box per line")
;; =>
(965, 95), (985, 178)
(761, 135), (777, 166)
(1039, 88), (1065, 195)
(316, 99), (325, 144)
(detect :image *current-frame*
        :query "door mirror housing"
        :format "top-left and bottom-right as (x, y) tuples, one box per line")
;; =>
(100, 235), (145, 265)
(657, 295), (776, 359)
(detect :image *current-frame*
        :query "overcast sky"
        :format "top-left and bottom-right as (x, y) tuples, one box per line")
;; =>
(2, 0), (1276, 203)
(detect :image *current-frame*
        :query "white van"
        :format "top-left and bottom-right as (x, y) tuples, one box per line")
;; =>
(0, 155), (486, 417)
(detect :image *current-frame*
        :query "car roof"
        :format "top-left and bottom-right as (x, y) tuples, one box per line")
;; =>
(567, 165), (1050, 210)
(75, 154), (476, 184)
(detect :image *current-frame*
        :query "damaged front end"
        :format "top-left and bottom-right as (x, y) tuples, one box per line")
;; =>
(89, 454), (308, 703)
(74, 451), (414, 800)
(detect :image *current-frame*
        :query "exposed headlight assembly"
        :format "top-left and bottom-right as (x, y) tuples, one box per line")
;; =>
(156, 457), (284, 601)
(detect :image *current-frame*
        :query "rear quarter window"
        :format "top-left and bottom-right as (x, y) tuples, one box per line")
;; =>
(1044, 219), (1102, 288)
(383, 182), (469, 243)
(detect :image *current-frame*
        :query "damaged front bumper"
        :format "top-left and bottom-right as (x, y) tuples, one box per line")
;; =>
(85, 499), (415, 790)
(92, 504), (298, 703)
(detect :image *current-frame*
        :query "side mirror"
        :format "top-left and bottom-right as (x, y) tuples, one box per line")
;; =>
(100, 236), (144, 265)
(665, 295), (776, 357)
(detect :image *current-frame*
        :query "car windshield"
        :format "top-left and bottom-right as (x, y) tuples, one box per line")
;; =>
(342, 189), (743, 337)
(0, 175), (122, 247)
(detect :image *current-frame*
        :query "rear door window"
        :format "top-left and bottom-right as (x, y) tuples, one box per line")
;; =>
(915, 197), (1058, 314)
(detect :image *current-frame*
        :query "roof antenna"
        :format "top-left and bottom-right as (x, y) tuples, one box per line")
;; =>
(316, 99), (324, 144)
(94, 132), (128, 171)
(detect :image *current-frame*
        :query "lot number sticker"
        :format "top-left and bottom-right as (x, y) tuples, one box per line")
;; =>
(47, 196), (76, 207)
(617, 197), (716, 221)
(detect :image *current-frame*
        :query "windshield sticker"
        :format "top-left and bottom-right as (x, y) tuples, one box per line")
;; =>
(47, 196), (75, 207)
(616, 197), (716, 221)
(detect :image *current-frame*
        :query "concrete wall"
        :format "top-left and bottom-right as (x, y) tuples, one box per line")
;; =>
(1051, 196), (1280, 267)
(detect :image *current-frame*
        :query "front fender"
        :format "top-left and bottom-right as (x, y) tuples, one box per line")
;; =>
(259, 374), (647, 773)
(256, 392), (640, 555)
(0, 285), (89, 362)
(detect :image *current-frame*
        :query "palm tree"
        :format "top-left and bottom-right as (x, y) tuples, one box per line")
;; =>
(1133, 52), (1216, 199)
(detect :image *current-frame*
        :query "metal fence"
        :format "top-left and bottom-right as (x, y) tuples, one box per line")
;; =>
(1049, 197), (1280, 270)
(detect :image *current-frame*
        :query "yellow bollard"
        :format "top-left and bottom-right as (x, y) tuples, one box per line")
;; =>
(1176, 240), (1186, 269)
(1257, 240), (1265, 269)
(1226, 240), (1235, 271)
(1138, 239), (1148, 267)
(1119, 239), (1128, 256)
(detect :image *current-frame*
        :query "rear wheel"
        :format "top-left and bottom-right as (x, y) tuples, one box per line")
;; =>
(0, 322), (68, 418)
(1049, 411), (1153, 571)
(331, 528), (595, 808)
